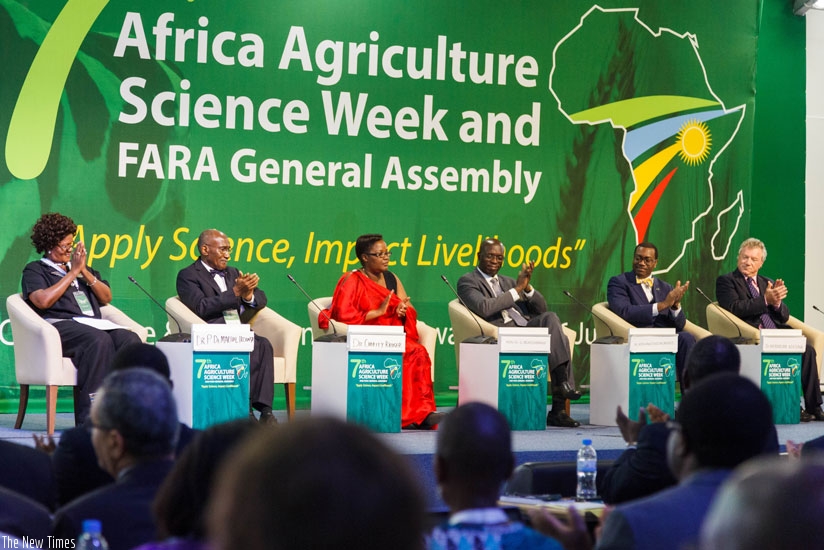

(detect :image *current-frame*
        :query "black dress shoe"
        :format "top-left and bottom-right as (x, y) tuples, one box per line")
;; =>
(801, 409), (815, 422)
(546, 410), (581, 428)
(421, 412), (445, 429)
(258, 410), (278, 425)
(558, 381), (582, 401)
(806, 408), (824, 421)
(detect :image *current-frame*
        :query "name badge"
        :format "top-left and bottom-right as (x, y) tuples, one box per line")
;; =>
(73, 291), (94, 316)
(222, 309), (241, 324)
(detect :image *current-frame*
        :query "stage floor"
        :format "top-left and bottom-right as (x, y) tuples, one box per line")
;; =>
(2, 404), (819, 509)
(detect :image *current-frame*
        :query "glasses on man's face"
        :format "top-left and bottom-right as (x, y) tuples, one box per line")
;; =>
(366, 251), (391, 259)
(483, 253), (504, 262)
(633, 255), (656, 265)
(210, 246), (232, 255)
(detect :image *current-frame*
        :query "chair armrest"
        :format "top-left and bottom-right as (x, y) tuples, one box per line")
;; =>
(101, 304), (148, 342)
(249, 307), (302, 383)
(165, 296), (204, 334)
(415, 320), (438, 381)
(787, 316), (824, 377)
(592, 302), (633, 342)
(684, 320), (712, 341)
(705, 303), (760, 342)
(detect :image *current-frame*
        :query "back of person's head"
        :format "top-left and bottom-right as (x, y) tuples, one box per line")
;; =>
(675, 373), (773, 469)
(436, 402), (513, 495)
(208, 416), (425, 550)
(153, 419), (260, 540)
(95, 368), (179, 459)
(111, 342), (171, 381)
(701, 456), (824, 550)
(686, 335), (740, 386)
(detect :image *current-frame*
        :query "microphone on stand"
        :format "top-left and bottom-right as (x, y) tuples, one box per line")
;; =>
(813, 305), (824, 317)
(562, 290), (624, 344)
(127, 276), (191, 342)
(441, 275), (497, 344)
(695, 286), (754, 345)
(287, 274), (347, 343)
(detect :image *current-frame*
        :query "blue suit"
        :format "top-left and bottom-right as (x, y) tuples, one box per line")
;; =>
(607, 272), (696, 390)
(596, 469), (731, 550)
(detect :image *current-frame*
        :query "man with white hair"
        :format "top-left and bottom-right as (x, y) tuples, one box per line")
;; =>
(716, 237), (823, 421)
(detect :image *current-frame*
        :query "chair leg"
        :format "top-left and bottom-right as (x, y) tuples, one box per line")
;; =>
(14, 384), (29, 429)
(284, 382), (296, 421)
(565, 398), (571, 416)
(46, 385), (59, 435)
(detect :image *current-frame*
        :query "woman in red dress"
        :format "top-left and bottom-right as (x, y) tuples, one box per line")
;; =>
(319, 234), (443, 430)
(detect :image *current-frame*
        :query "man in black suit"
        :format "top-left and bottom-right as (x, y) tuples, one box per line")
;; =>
(51, 368), (179, 549)
(457, 238), (580, 427)
(0, 440), (55, 510)
(177, 229), (276, 424)
(716, 237), (823, 421)
(607, 241), (696, 393)
(48, 343), (196, 506)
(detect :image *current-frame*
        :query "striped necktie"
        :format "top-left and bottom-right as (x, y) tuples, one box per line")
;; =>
(746, 277), (777, 329)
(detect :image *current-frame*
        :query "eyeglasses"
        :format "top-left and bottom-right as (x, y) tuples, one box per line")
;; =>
(54, 241), (74, 252)
(366, 252), (391, 259)
(210, 246), (232, 254)
(483, 253), (504, 262)
(633, 255), (656, 265)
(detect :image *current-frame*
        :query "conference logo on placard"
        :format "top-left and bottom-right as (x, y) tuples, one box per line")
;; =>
(788, 357), (800, 378)
(230, 357), (249, 380)
(660, 357), (674, 379)
(531, 358), (547, 380)
(386, 358), (401, 380)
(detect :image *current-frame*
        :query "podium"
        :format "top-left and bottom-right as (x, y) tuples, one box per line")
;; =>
(458, 327), (550, 431)
(311, 325), (405, 432)
(590, 328), (677, 426)
(158, 324), (253, 430)
(738, 329), (803, 424)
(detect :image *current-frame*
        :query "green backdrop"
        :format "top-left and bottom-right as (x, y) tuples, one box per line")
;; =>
(0, 0), (805, 412)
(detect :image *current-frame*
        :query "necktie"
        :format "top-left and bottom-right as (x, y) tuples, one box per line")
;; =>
(490, 277), (528, 326)
(746, 277), (777, 329)
(636, 277), (653, 288)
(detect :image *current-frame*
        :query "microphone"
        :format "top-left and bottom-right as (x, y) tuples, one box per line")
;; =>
(286, 274), (347, 343)
(440, 275), (497, 344)
(127, 276), (190, 342)
(694, 286), (754, 345)
(813, 305), (824, 317)
(562, 290), (624, 344)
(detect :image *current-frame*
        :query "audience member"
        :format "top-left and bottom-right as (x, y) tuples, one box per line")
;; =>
(599, 335), (742, 504)
(0, 486), (51, 540)
(458, 237), (581, 427)
(0, 439), (56, 510)
(52, 368), (179, 550)
(427, 402), (562, 550)
(701, 456), (824, 550)
(531, 373), (776, 550)
(134, 419), (260, 550)
(47, 343), (195, 506)
(208, 416), (425, 550)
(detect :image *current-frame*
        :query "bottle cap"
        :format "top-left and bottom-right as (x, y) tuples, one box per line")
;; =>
(81, 519), (102, 534)
(582, 439), (592, 445)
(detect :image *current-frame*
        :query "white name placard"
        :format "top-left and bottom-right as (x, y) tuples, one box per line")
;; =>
(347, 325), (406, 353)
(760, 329), (806, 353)
(191, 324), (256, 352)
(498, 326), (551, 353)
(628, 328), (678, 353)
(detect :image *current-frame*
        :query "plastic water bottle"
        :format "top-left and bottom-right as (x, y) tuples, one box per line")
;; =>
(576, 438), (597, 500)
(77, 519), (109, 550)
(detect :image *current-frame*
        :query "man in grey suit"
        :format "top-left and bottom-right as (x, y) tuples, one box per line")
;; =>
(457, 238), (580, 427)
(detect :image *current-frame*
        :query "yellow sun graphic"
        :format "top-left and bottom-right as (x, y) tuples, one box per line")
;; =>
(676, 120), (712, 165)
